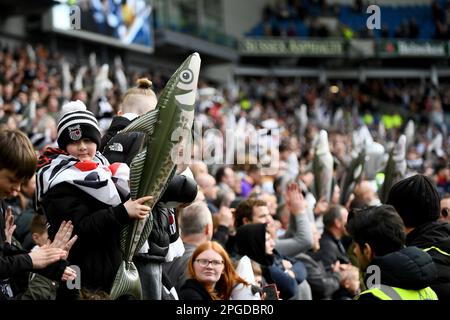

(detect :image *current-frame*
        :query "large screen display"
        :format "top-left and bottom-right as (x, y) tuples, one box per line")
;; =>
(51, 0), (153, 52)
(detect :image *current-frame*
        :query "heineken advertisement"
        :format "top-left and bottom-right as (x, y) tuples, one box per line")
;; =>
(240, 38), (345, 56)
(378, 40), (449, 57)
(239, 38), (450, 58)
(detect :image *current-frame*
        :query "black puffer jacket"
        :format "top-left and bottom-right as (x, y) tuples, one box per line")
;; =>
(134, 203), (176, 263)
(179, 279), (213, 300)
(313, 230), (350, 270)
(359, 246), (438, 300)
(101, 116), (145, 166)
(101, 116), (131, 149)
(406, 221), (450, 300)
(40, 182), (132, 294)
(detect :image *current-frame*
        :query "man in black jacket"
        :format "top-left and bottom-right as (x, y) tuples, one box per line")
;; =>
(387, 174), (450, 300)
(348, 204), (438, 300)
(313, 205), (350, 269)
(311, 204), (356, 299)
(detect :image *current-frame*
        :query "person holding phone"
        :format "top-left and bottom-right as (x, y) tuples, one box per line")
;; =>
(261, 283), (280, 300)
(235, 223), (307, 300)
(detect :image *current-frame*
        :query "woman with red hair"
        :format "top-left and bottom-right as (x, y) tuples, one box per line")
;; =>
(179, 241), (249, 300)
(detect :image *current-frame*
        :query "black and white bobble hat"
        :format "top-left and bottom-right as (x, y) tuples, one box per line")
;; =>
(57, 100), (101, 151)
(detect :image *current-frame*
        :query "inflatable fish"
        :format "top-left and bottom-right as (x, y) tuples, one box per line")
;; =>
(312, 130), (334, 203)
(379, 135), (406, 204)
(110, 52), (201, 299)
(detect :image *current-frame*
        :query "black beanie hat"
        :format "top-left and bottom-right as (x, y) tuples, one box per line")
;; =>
(159, 175), (198, 205)
(57, 100), (101, 151)
(386, 174), (441, 228)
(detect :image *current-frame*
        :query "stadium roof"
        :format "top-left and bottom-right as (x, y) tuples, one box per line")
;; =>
(0, 0), (56, 17)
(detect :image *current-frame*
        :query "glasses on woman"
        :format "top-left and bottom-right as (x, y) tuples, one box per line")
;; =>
(195, 259), (224, 268)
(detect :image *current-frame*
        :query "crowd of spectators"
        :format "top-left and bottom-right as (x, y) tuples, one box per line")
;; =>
(0, 41), (449, 300)
(253, 0), (450, 40)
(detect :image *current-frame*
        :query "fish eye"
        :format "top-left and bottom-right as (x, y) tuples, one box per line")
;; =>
(180, 69), (193, 84)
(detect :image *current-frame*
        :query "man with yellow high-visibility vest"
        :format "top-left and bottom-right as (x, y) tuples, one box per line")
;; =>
(347, 205), (438, 300)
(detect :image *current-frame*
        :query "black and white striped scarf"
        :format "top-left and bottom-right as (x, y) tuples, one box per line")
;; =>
(36, 148), (130, 207)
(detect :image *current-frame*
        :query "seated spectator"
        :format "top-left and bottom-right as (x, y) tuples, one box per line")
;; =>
(179, 241), (249, 300)
(235, 182), (313, 258)
(163, 201), (214, 292)
(196, 173), (219, 214)
(296, 223), (356, 300)
(240, 165), (262, 198)
(235, 223), (308, 300)
(4, 174), (37, 251)
(312, 205), (350, 270)
(30, 215), (49, 251)
(21, 215), (57, 300)
(215, 166), (236, 197)
(353, 180), (381, 207)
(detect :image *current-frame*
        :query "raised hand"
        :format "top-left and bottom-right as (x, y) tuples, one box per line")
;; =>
(314, 196), (329, 216)
(218, 206), (234, 228)
(124, 195), (153, 220)
(28, 247), (67, 269)
(331, 260), (341, 273)
(281, 259), (293, 270)
(4, 207), (16, 244)
(48, 220), (78, 253)
(281, 259), (296, 279)
(340, 264), (360, 296)
(284, 182), (306, 215)
(61, 266), (77, 282)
